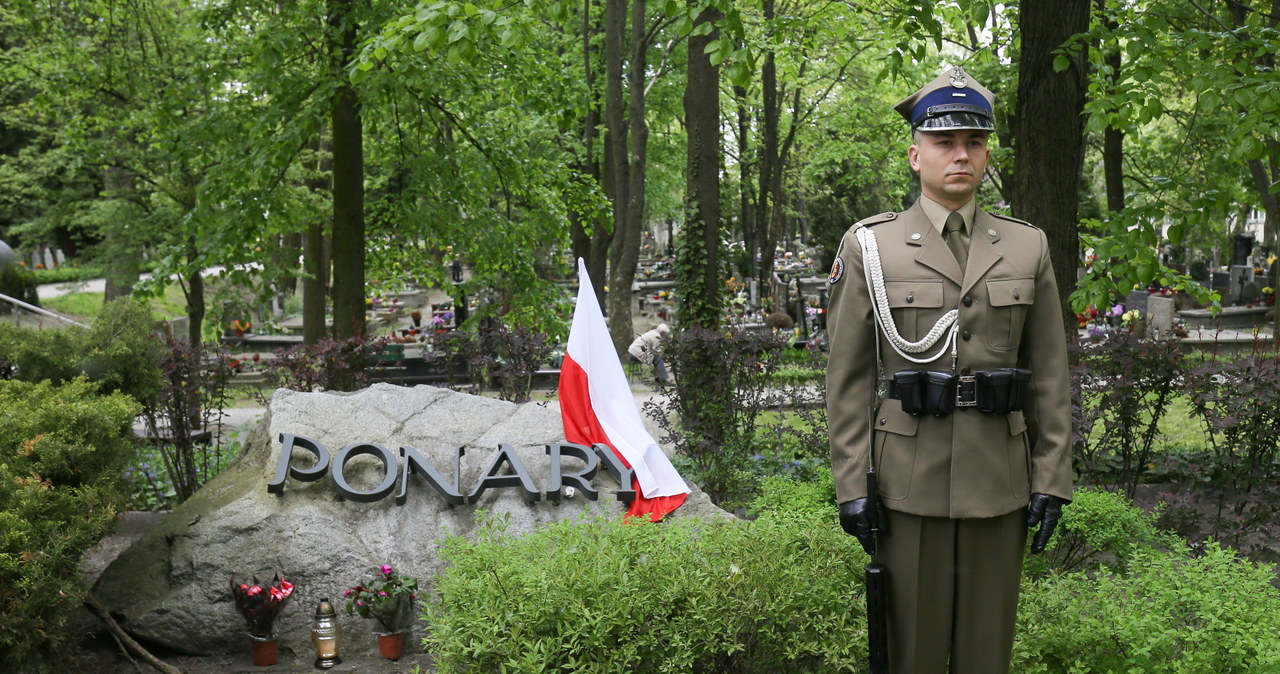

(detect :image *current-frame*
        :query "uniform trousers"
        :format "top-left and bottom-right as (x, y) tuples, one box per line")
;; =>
(879, 509), (1026, 674)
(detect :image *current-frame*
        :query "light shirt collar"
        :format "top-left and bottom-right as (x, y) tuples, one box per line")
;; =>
(919, 195), (977, 235)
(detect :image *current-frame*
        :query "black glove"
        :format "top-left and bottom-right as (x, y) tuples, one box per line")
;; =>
(840, 498), (889, 555)
(1025, 493), (1066, 554)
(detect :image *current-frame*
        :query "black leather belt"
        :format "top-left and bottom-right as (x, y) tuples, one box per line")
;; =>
(888, 368), (1031, 416)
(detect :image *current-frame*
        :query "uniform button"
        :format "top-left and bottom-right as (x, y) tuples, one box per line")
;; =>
(910, 232), (922, 241)
(878, 418), (887, 426)
(962, 330), (971, 341)
(962, 296), (973, 306)
(1013, 289), (1021, 300)
(906, 292), (914, 303)
(987, 228), (997, 236)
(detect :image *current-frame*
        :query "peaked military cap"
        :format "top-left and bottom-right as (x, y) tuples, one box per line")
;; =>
(894, 66), (996, 132)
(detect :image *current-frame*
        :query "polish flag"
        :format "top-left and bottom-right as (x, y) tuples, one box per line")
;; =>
(559, 258), (689, 521)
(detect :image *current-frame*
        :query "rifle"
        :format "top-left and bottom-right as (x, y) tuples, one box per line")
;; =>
(865, 411), (890, 674)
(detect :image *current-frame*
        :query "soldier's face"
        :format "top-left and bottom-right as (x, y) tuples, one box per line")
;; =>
(908, 129), (990, 209)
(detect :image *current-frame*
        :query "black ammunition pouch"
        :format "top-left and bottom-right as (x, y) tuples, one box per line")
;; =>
(889, 368), (1032, 416)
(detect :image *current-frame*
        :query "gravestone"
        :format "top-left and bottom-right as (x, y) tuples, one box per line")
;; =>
(1146, 295), (1175, 339)
(92, 384), (730, 655)
(1124, 289), (1149, 316)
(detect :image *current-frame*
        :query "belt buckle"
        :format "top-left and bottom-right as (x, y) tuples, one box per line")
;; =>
(956, 374), (977, 407)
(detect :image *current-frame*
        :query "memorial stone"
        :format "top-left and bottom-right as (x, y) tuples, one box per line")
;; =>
(1146, 295), (1175, 340)
(93, 384), (729, 655)
(1125, 289), (1149, 315)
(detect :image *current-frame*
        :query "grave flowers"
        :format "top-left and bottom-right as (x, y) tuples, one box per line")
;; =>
(231, 573), (294, 665)
(344, 564), (418, 659)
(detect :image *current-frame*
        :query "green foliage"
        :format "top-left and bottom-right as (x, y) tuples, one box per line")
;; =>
(1071, 210), (1219, 315)
(0, 262), (39, 308)
(259, 335), (388, 395)
(0, 322), (84, 384)
(29, 264), (105, 284)
(748, 468), (837, 524)
(81, 299), (164, 404)
(138, 339), (240, 505)
(344, 565), (419, 633)
(0, 378), (140, 670)
(1014, 542), (1280, 673)
(1180, 354), (1280, 552)
(425, 511), (865, 673)
(1025, 488), (1183, 578)
(650, 328), (828, 509)
(1071, 332), (1185, 496)
(432, 324), (555, 403)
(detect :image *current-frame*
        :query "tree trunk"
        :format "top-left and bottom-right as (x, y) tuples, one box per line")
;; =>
(677, 3), (725, 448)
(734, 84), (755, 279)
(680, 4), (722, 331)
(304, 136), (331, 345)
(755, 0), (779, 303)
(303, 219), (329, 345)
(1011, 0), (1090, 336)
(329, 0), (365, 344)
(1099, 1), (1125, 212)
(186, 267), (205, 346)
(571, 0), (610, 309)
(607, 0), (649, 355)
(102, 166), (140, 302)
(602, 0), (631, 353)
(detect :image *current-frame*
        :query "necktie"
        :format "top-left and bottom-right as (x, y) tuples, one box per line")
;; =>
(944, 211), (969, 269)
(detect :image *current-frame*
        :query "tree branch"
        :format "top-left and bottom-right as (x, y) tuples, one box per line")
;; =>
(84, 594), (183, 674)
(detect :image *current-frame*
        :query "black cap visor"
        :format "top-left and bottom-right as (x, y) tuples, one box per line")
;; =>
(914, 111), (995, 132)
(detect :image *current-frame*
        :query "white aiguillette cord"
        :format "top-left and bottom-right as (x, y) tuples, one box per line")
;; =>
(856, 226), (959, 365)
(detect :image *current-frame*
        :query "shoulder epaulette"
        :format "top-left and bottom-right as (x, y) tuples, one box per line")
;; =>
(990, 212), (1036, 228)
(853, 211), (898, 230)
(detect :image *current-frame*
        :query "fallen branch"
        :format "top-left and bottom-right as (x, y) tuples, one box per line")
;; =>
(84, 594), (183, 674)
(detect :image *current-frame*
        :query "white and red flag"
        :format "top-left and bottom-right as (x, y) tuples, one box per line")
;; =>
(559, 258), (689, 521)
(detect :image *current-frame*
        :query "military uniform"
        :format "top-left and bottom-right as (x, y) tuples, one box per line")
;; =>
(826, 67), (1073, 674)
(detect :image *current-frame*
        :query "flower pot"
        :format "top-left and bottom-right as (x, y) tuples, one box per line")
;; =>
(376, 631), (406, 660)
(249, 634), (278, 666)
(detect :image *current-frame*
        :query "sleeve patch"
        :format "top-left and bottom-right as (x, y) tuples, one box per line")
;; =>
(828, 256), (846, 285)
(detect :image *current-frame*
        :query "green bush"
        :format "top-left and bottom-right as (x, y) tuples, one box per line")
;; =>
(0, 322), (84, 384)
(425, 511), (866, 673)
(748, 468), (837, 524)
(1015, 543), (1280, 672)
(1016, 487), (1280, 671)
(651, 328), (829, 510)
(0, 298), (161, 404)
(30, 263), (106, 285)
(1026, 487), (1184, 578)
(0, 378), (140, 671)
(0, 263), (40, 309)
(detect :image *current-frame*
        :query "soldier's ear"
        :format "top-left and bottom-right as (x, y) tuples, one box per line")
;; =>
(907, 144), (921, 172)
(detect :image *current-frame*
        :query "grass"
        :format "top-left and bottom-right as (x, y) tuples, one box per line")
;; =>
(42, 284), (190, 322)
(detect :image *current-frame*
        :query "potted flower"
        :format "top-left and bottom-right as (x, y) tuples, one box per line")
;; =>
(343, 565), (418, 660)
(230, 573), (294, 666)
(228, 319), (252, 338)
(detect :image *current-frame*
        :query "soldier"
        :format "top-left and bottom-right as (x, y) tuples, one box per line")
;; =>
(826, 66), (1073, 673)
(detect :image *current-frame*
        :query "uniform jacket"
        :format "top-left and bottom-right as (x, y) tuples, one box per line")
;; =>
(826, 199), (1073, 519)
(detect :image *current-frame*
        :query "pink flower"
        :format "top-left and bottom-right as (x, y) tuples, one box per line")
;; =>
(280, 580), (294, 596)
(343, 589), (352, 597)
(247, 585), (262, 596)
(379, 591), (388, 597)
(270, 587), (285, 601)
(380, 565), (394, 576)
